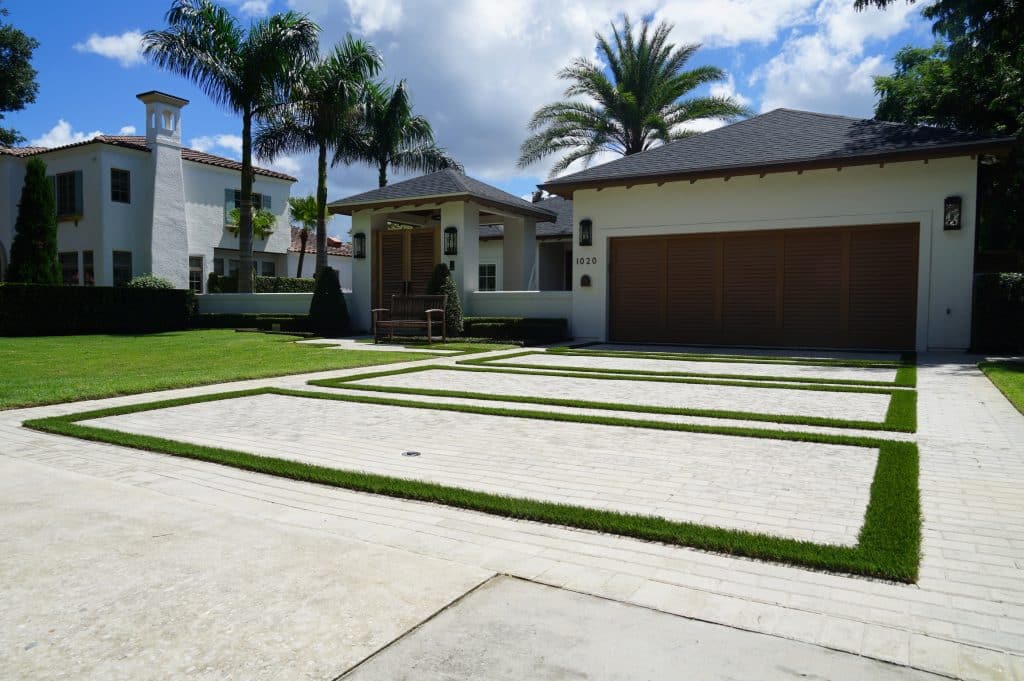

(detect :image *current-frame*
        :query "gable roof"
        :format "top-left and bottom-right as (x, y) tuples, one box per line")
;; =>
(288, 226), (352, 256)
(0, 135), (296, 182)
(540, 109), (1017, 197)
(328, 169), (557, 222)
(480, 196), (572, 240)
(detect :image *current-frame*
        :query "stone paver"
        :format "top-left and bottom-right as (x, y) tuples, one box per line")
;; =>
(489, 350), (901, 383)
(351, 366), (894, 422)
(2, 347), (1023, 680)
(83, 393), (878, 545)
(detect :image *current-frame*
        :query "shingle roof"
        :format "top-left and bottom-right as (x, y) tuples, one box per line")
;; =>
(480, 196), (572, 240)
(0, 135), (296, 181)
(328, 169), (557, 222)
(288, 226), (352, 256)
(541, 109), (1017, 195)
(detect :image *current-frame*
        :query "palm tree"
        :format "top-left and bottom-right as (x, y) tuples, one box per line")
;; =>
(517, 15), (750, 175)
(143, 0), (319, 292)
(339, 80), (461, 188)
(287, 195), (318, 277)
(256, 38), (381, 273)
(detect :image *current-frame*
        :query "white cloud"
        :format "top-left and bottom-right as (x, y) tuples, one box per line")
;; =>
(345, 0), (403, 33)
(118, 125), (137, 135)
(239, 0), (272, 16)
(710, 74), (752, 108)
(73, 30), (144, 67)
(264, 154), (301, 176)
(189, 134), (244, 156)
(31, 120), (104, 148)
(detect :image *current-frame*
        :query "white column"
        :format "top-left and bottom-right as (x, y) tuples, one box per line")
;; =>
(502, 215), (537, 291)
(349, 210), (386, 333)
(440, 201), (479, 310)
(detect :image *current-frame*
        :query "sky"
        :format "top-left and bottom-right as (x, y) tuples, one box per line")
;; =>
(4, 0), (934, 238)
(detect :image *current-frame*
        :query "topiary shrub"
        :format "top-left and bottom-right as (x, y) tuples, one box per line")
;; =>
(308, 267), (348, 336)
(426, 263), (463, 336)
(7, 158), (61, 284)
(126, 274), (174, 289)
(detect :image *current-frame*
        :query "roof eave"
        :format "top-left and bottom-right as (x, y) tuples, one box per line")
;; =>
(540, 138), (1019, 198)
(328, 192), (558, 222)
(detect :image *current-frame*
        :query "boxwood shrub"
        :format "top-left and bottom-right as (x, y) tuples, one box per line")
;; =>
(973, 272), (1024, 351)
(206, 273), (316, 293)
(0, 283), (191, 336)
(462, 316), (569, 345)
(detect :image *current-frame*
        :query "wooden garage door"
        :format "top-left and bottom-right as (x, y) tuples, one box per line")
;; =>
(609, 224), (918, 350)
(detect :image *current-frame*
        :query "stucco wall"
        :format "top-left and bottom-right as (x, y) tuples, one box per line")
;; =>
(468, 291), (573, 324)
(570, 156), (979, 350)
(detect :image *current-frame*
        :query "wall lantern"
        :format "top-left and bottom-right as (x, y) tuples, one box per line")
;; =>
(579, 219), (593, 246)
(444, 226), (458, 255)
(943, 196), (962, 230)
(353, 232), (366, 259)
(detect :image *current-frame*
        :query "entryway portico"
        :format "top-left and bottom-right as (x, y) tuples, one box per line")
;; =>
(328, 169), (557, 332)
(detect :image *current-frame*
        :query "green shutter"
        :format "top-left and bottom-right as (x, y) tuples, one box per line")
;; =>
(262, 194), (271, 211)
(224, 188), (235, 224)
(73, 170), (83, 215)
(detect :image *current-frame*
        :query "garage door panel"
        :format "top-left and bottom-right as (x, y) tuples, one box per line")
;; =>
(782, 231), (843, 345)
(848, 226), (917, 349)
(722, 234), (780, 343)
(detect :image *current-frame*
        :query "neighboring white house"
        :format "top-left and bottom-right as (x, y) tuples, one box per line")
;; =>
(0, 91), (296, 290)
(286, 225), (353, 289)
(331, 110), (1015, 351)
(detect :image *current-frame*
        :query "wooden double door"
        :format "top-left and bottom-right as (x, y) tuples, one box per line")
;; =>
(609, 224), (919, 350)
(373, 228), (439, 308)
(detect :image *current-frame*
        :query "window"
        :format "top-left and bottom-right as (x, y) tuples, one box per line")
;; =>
(189, 256), (204, 293)
(112, 251), (132, 286)
(261, 260), (276, 277)
(225, 189), (272, 224)
(478, 263), (497, 291)
(54, 171), (83, 219)
(59, 251), (79, 285)
(213, 257), (225, 276)
(228, 259), (239, 277)
(110, 169), (131, 203)
(82, 251), (94, 286)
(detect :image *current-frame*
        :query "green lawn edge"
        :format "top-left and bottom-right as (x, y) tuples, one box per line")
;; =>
(979, 360), (1024, 414)
(336, 365), (916, 432)
(464, 351), (917, 388)
(546, 345), (916, 368)
(22, 387), (920, 582)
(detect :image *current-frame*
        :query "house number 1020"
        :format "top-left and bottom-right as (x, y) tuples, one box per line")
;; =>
(576, 256), (598, 265)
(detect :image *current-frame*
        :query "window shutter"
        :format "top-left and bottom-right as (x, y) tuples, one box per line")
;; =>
(73, 171), (84, 215)
(224, 188), (235, 224)
(262, 194), (271, 211)
(47, 175), (56, 203)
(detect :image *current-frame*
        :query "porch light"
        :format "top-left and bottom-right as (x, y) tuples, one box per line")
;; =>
(943, 196), (962, 230)
(444, 226), (458, 255)
(353, 232), (366, 258)
(579, 219), (593, 246)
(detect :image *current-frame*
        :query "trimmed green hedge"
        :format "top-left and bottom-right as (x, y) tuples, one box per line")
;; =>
(462, 316), (569, 344)
(190, 313), (311, 332)
(206, 273), (316, 293)
(0, 283), (191, 336)
(973, 272), (1024, 352)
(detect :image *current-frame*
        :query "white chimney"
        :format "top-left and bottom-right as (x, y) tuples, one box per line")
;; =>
(137, 90), (188, 147)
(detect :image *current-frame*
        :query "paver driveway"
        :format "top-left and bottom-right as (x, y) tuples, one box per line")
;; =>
(2, 343), (1022, 680)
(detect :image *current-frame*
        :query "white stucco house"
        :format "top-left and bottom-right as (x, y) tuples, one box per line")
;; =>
(330, 109), (1014, 351)
(0, 91), (296, 290)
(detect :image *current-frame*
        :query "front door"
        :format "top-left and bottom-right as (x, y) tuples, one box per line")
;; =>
(373, 227), (439, 308)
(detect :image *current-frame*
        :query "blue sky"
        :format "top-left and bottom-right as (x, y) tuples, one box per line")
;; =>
(5, 0), (934, 238)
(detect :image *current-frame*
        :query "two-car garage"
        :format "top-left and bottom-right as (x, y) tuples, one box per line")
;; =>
(609, 224), (919, 350)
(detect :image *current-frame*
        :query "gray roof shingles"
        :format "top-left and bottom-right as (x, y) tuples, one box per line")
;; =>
(480, 196), (572, 240)
(328, 168), (557, 222)
(541, 109), (1016, 192)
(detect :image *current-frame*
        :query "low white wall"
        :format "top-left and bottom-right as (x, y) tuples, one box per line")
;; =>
(467, 291), (573, 326)
(198, 292), (358, 315)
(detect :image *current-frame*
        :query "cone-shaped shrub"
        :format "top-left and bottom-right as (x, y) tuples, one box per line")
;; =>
(309, 267), (348, 336)
(426, 263), (463, 336)
(7, 158), (61, 284)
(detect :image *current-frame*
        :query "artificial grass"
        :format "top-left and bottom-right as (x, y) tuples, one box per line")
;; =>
(0, 330), (434, 410)
(979, 360), (1024, 414)
(332, 365), (917, 432)
(23, 386), (921, 582)
(547, 345), (916, 370)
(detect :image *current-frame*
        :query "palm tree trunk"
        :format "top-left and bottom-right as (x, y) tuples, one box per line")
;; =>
(378, 160), (388, 188)
(238, 110), (255, 293)
(316, 141), (328, 273)
(297, 230), (307, 277)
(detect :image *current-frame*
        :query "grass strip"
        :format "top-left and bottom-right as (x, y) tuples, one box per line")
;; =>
(309, 365), (916, 432)
(979, 360), (1024, 414)
(23, 387), (920, 582)
(546, 345), (915, 369)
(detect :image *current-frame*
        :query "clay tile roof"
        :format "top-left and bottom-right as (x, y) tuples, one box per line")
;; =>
(1, 135), (296, 181)
(288, 226), (352, 256)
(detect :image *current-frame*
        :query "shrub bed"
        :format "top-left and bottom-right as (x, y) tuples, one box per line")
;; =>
(973, 272), (1024, 351)
(0, 283), (191, 336)
(206, 273), (316, 293)
(462, 316), (569, 344)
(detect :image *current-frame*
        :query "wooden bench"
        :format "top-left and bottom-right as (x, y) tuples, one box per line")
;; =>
(372, 294), (448, 343)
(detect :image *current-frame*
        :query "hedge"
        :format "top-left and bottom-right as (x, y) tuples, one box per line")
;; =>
(206, 273), (316, 293)
(973, 272), (1024, 352)
(190, 313), (311, 332)
(462, 317), (569, 344)
(0, 284), (191, 336)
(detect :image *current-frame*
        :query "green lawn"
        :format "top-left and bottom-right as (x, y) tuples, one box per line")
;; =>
(0, 330), (433, 409)
(980, 360), (1024, 414)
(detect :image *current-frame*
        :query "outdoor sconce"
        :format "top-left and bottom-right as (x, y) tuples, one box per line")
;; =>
(444, 226), (458, 255)
(943, 196), (962, 230)
(353, 232), (366, 259)
(579, 219), (593, 246)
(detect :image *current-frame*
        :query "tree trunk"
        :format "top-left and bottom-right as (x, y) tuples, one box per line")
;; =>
(316, 141), (328, 273)
(378, 160), (388, 188)
(238, 110), (255, 293)
(297, 230), (307, 277)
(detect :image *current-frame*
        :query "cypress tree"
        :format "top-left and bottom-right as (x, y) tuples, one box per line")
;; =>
(426, 263), (463, 336)
(7, 157), (60, 284)
(309, 267), (348, 336)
